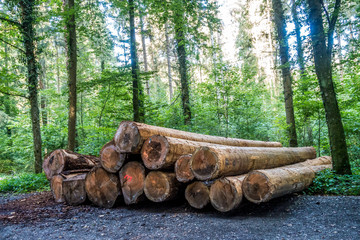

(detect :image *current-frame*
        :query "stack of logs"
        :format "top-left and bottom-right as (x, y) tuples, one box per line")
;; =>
(42, 121), (332, 212)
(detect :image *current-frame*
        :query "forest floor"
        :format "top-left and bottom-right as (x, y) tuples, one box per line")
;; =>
(0, 192), (359, 240)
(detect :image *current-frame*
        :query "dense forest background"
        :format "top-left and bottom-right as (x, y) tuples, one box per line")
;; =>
(0, 0), (359, 176)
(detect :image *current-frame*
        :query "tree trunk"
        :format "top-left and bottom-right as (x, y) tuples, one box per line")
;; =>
(3, 43), (11, 137)
(85, 167), (121, 208)
(62, 173), (87, 205)
(307, 0), (351, 174)
(64, 0), (77, 151)
(291, 0), (305, 75)
(114, 121), (282, 154)
(119, 161), (146, 205)
(144, 171), (181, 202)
(209, 175), (246, 212)
(39, 59), (47, 126)
(175, 154), (194, 183)
(243, 157), (332, 203)
(185, 181), (211, 209)
(42, 149), (99, 180)
(20, 0), (42, 173)
(191, 146), (316, 180)
(272, 0), (298, 147)
(165, 22), (173, 101)
(173, 0), (191, 125)
(139, 13), (150, 96)
(100, 140), (141, 173)
(129, 0), (144, 123)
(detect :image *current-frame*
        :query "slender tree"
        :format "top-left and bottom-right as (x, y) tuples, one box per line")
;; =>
(272, 0), (298, 147)
(307, 0), (351, 174)
(139, 11), (150, 96)
(129, 0), (144, 122)
(165, 22), (173, 101)
(64, 0), (77, 151)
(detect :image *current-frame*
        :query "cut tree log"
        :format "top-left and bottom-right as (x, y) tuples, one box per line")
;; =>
(191, 146), (316, 180)
(62, 173), (87, 206)
(175, 154), (194, 183)
(119, 161), (146, 205)
(141, 135), (224, 170)
(85, 167), (121, 208)
(185, 181), (212, 209)
(100, 140), (141, 173)
(43, 149), (99, 180)
(242, 158), (332, 203)
(50, 175), (65, 203)
(144, 171), (181, 202)
(209, 175), (246, 212)
(114, 121), (282, 154)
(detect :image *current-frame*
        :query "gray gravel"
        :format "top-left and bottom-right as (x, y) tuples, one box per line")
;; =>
(1, 193), (360, 240)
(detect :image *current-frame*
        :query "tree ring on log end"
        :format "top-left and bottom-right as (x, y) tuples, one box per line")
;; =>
(100, 142), (125, 173)
(175, 155), (194, 182)
(43, 150), (65, 179)
(119, 161), (146, 205)
(209, 179), (240, 212)
(243, 171), (271, 203)
(144, 171), (170, 202)
(185, 182), (209, 209)
(114, 121), (141, 153)
(191, 147), (218, 180)
(141, 135), (169, 170)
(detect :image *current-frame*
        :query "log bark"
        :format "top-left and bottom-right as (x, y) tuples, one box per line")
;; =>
(114, 121), (282, 154)
(185, 181), (212, 209)
(191, 146), (316, 180)
(175, 155), (194, 183)
(42, 149), (99, 180)
(144, 171), (181, 202)
(62, 173), (87, 205)
(119, 161), (146, 205)
(243, 158), (332, 203)
(100, 140), (141, 173)
(85, 167), (121, 208)
(209, 175), (246, 212)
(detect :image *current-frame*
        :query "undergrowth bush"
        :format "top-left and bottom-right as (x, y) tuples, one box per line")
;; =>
(306, 168), (360, 196)
(0, 173), (49, 193)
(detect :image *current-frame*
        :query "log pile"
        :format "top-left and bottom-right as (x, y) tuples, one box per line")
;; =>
(43, 121), (332, 213)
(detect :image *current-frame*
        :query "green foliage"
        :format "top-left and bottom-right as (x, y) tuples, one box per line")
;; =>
(306, 168), (360, 196)
(0, 173), (50, 193)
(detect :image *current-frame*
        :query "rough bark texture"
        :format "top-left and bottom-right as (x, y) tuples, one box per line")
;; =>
(175, 155), (194, 183)
(129, 0), (144, 122)
(42, 149), (99, 180)
(62, 173), (87, 205)
(85, 167), (121, 208)
(114, 121), (282, 154)
(173, 0), (191, 125)
(144, 172), (181, 202)
(20, 0), (42, 173)
(307, 0), (351, 174)
(272, 0), (298, 147)
(209, 175), (246, 212)
(185, 181), (211, 209)
(243, 162), (332, 204)
(191, 146), (316, 180)
(50, 175), (65, 203)
(64, 0), (77, 151)
(100, 140), (140, 173)
(119, 161), (146, 205)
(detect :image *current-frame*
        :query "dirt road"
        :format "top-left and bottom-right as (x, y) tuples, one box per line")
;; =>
(1, 192), (359, 240)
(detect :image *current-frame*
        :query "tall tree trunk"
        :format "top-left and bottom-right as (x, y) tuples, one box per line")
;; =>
(307, 0), (351, 174)
(64, 0), (77, 151)
(55, 37), (61, 93)
(272, 0), (298, 147)
(39, 59), (47, 126)
(173, 0), (191, 125)
(139, 13), (150, 96)
(165, 22), (173, 101)
(3, 43), (11, 137)
(129, 0), (144, 122)
(20, 0), (42, 173)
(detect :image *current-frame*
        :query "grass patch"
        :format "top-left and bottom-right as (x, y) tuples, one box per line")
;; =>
(306, 168), (360, 196)
(0, 173), (50, 193)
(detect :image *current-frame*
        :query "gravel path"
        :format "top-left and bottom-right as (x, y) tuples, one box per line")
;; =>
(1, 192), (359, 240)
